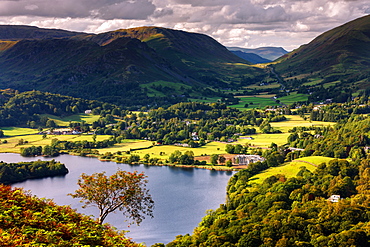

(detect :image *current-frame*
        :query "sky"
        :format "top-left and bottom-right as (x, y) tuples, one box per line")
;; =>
(0, 0), (369, 51)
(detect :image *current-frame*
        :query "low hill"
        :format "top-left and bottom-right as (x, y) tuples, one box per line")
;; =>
(228, 46), (288, 61)
(0, 25), (264, 107)
(275, 14), (370, 91)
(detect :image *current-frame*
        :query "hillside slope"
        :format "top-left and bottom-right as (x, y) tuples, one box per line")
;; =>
(275, 15), (370, 83)
(0, 185), (139, 246)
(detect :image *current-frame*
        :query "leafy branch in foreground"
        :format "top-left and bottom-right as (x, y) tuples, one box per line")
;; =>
(69, 170), (154, 225)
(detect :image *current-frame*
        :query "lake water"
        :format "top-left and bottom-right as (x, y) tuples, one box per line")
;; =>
(0, 153), (235, 246)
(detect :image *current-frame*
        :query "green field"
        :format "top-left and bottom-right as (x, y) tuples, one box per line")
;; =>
(42, 114), (101, 127)
(245, 82), (281, 90)
(232, 96), (279, 109)
(238, 133), (290, 147)
(127, 141), (227, 160)
(278, 93), (308, 105)
(1, 127), (39, 136)
(249, 156), (335, 184)
(99, 140), (154, 154)
(270, 115), (335, 132)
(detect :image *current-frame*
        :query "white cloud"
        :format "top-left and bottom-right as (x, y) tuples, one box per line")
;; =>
(0, 0), (368, 50)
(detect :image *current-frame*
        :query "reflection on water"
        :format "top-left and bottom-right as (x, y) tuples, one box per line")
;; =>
(1, 153), (235, 246)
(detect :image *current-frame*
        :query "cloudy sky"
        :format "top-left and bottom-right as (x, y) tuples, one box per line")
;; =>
(0, 0), (369, 51)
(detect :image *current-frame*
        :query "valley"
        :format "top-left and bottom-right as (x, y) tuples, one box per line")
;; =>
(1, 14), (370, 246)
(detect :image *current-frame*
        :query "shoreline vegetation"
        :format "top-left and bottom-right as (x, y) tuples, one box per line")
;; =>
(0, 159), (69, 184)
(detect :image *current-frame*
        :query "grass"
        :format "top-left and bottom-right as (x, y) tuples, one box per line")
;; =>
(270, 115), (335, 132)
(249, 156), (335, 184)
(278, 93), (308, 105)
(245, 82), (281, 90)
(231, 96), (279, 109)
(238, 133), (291, 147)
(98, 140), (153, 154)
(126, 141), (227, 160)
(42, 114), (101, 127)
(0, 127), (39, 136)
(189, 97), (221, 104)
(0, 133), (112, 153)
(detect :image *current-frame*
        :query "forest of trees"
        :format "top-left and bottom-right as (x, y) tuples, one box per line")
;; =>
(0, 89), (116, 127)
(0, 160), (68, 184)
(167, 157), (370, 246)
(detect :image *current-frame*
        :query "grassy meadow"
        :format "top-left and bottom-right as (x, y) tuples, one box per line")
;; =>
(42, 114), (101, 126)
(249, 156), (335, 184)
(232, 96), (279, 110)
(270, 115), (335, 132)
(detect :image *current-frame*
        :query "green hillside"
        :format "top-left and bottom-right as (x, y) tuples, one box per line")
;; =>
(0, 185), (139, 246)
(86, 26), (265, 93)
(0, 26), (264, 108)
(274, 15), (370, 97)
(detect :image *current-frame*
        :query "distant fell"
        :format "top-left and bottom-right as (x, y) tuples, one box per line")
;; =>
(230, 50), (271, 64)
(228, 46), (288, 61)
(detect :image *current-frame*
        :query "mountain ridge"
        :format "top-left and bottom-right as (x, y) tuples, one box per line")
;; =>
(228, 46), (288, 61)
(0, 25), (263, 107)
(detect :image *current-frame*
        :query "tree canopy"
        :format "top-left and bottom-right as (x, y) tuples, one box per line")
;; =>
(69, 170), (154, 225)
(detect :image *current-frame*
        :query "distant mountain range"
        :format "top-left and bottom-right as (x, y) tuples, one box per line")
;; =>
(0, 25), (264, 107)
(228, 47), (288, 62)
(228, 50), (271, 64)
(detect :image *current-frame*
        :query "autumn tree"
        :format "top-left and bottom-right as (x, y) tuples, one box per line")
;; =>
(69, 170), (154, 225)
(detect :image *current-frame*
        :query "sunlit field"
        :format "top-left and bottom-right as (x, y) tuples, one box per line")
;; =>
(249, 156), (335, 184)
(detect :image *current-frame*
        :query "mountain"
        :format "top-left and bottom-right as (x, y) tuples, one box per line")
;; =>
(0, 26), (263, 107)
(275, 15), (370, 87)
(82, 27), (263, 87)
(230, 50), (271, 64)
(228, 46), (288, 61)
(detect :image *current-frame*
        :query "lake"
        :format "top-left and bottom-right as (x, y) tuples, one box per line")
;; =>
(0, 153), (235, 246)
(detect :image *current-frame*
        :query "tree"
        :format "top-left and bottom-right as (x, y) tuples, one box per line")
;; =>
(210, 154), (219, 165)
(69, 170), (154, 225)
(46, 119), (57, 128)
(226, 160), (233, 167)
(218, 155), (226, 164)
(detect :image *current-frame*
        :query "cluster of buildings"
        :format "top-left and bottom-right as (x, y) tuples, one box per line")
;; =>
(233, 154), (265, 166)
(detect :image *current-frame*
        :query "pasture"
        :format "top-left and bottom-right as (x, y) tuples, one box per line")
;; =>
(232, 96), (279, 109)
(270, 115), (335, 132)
(42, 114), (101, 127)
(248, 156), (335, 184)
(238, 133), (290, 147)
(278, 93), (308, 105)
